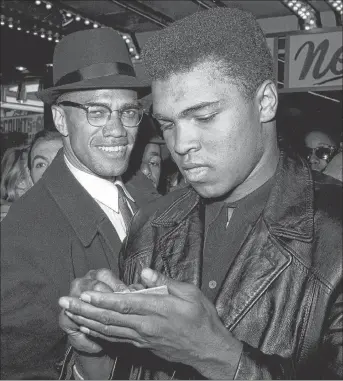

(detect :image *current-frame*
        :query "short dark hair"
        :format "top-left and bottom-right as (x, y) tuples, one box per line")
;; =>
(28, 130), (62, 171)
(142, 8), (274, 99)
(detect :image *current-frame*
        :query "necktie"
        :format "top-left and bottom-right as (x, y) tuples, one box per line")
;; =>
(115, 184), (136, 231)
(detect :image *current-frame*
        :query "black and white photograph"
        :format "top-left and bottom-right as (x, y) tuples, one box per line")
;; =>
(1, 0), (342, 379)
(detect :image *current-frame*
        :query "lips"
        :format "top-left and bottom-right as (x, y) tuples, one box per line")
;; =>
(181, 163), (209, 182)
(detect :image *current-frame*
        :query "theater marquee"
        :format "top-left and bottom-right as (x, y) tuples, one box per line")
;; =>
(284, 27), (343, 92)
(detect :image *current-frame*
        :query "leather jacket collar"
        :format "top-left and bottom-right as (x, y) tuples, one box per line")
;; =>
(150, 152), (314, 242)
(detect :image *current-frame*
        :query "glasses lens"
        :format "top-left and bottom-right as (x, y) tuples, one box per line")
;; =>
(304, 147), (313, 160)
(120, 108), (143, 127)
(87, 105), (110, 126)
(316, 147), (332, 160)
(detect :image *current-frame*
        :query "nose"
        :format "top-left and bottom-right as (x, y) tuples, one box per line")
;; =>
(141, 163), (151, 178)
(309, 151), (319, 164)
(172, 123), (200, 156)
(102, 113), (127, 138)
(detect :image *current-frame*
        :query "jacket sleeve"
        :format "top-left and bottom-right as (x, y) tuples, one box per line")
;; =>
(234, 283), (343, 380)
(233, 343), (295, 379)
(0, 218), (69, 379)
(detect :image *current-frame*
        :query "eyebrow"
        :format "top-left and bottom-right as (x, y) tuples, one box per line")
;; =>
(32, 155), (48, 163)
(84, 101), (142, 109)
(153, 101), (221, 120)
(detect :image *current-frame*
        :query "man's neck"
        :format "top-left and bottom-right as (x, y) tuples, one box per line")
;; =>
(225, 144), (280, 204)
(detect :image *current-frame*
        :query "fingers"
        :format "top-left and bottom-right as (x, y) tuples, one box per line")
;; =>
(128, 283), (145, 292)
(59, 310), (103, 353)
(92, 269), (129, 292)
(78, 327), (147, 349)
(78, 291), (169, 316)
(140, 268), (199, 301)
(70, 269), (129, 298)
(65, 310), (141, 343)
(59, 296), (142, 327)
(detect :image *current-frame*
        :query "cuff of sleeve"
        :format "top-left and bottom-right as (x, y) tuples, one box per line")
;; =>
(73, 365), (85, 380)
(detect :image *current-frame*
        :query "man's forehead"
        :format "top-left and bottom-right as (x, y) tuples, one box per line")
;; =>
(60, 88), (138, 102)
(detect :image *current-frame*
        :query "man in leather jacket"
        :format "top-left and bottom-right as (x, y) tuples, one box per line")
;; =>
(58, 8), (342, 379)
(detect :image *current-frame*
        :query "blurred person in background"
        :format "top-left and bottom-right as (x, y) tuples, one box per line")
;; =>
(303, 128), (341, 173)
(28, 129), (63, 183)
(0, 145), (33, 221)
(124, 113), (165, 193)
(140, 136), (164, 189)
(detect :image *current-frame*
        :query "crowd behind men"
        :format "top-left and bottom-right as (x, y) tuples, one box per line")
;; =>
(1, 7), (342, 380)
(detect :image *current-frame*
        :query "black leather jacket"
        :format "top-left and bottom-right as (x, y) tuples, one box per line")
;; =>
(119, 152), (342, 379)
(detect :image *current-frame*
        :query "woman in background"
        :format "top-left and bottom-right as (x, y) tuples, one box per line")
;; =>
(28, 130), (63, 184)
(303, 128), (341, 173)
(0, 146), (33, 221)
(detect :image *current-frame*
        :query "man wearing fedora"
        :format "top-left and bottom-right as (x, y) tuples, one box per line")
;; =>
(1, 28), (158, 379)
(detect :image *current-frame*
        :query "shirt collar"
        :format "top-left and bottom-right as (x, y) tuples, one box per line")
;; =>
(64, 155), (134, 213)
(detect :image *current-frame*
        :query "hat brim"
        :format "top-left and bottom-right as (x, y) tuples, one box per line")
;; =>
(36, 75), (151, 104)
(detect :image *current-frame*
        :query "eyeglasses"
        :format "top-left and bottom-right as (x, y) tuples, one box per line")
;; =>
(57, 101), (144, 128)
(304, 146), (337, 162)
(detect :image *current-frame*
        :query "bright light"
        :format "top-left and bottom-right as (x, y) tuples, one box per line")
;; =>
(129, 47), (134, 52)
(17, 26), (21, 30)
(301, 7), (306, 11)
(75, 15), (81, 21)
(122, 35), (127, 39)
(125, 38), (130, 43)
(16, 66), (27, 71)
(66, 12), (72, 17)
(93, 23), (99, 28)
(305, 25), (310, 29)
(35, 0), (41, 4)
(33, 31), (38, 35)
(0, 21), (5, 26)
(296, 2), (301, 6)
(135, 55), (140, 59)
(84, 19), (90, 25)
(55, 39), (60, 43)
(8, 23), (13, 28)
(309, 19), (315, 24)
(26, 30), (30, 33)
(41, 34), (45, 38)
(46, 3), (52, 9)
(48, 36), (52, 40)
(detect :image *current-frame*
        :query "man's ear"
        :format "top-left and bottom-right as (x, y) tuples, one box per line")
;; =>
(256, 80), (278, 123)
(51, 105), (68, 136)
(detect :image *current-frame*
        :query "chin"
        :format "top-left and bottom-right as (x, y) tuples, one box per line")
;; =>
(191, 182), (229, 199)
(96, 163), (129, 178)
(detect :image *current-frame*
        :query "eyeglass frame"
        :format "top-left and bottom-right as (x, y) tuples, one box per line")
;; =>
(304, 145), (338, 162)
(56, 100), (145, 128)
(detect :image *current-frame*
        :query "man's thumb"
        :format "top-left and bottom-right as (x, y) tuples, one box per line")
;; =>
(140, 268), (195, 299)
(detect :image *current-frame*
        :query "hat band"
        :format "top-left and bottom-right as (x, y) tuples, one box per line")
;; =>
(55, 62), (136, 87)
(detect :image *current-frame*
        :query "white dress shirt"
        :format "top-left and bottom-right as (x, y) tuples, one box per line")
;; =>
(64, 156), (135, 242)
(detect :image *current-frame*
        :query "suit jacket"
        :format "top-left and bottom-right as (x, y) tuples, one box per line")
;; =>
(119, 152), (343, 379)
(0, 150), (159, 380)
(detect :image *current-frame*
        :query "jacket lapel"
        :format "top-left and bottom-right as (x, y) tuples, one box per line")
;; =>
(151, 187), (203, 287)
(215, 152), (314, 329)
(215, 220), (292, 330)
(98, 219), (123, 276)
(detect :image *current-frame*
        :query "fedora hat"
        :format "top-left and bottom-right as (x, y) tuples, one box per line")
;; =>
(36, 28), (149, 104)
